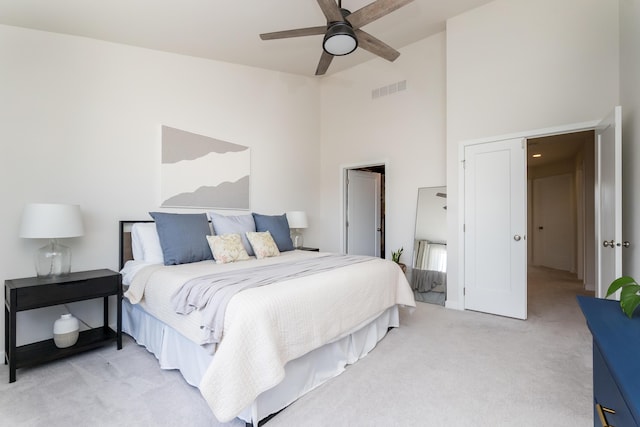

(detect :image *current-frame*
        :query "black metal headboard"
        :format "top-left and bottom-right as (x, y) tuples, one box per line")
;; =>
(119, 220), (153, 270)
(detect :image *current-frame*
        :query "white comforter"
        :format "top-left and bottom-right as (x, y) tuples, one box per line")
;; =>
(124, 251), (415, 422)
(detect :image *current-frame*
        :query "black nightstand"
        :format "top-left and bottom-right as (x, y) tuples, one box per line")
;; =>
(4, 269), (122, 383)
(297, 247), (320, 252)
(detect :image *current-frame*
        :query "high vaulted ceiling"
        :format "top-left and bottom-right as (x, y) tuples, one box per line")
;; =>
(0, 0), (494, 76)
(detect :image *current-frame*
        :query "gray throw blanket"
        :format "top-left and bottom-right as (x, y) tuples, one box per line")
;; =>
(171, 254), (373, 344)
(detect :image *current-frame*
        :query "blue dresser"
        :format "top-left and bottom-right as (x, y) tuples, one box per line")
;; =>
(578, 296), (640, 426)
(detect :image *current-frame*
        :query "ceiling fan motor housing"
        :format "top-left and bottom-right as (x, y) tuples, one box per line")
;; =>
(323, 9), (357, 56)
(339, 7), (352, 19)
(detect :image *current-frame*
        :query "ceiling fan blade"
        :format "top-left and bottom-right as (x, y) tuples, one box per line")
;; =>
(347, 0), (414, 30)
(315, 51), (334, 76)
(317, 0), (344, 22)
(355, 29), (400, 62)
(260, 26), (326, 40)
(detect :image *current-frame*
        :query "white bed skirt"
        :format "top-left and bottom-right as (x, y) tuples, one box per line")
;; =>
(122, 299), (399, 424)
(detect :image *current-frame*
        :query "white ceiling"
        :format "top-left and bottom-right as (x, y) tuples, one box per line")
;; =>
(528, 131), (594, 167)
(0, 0), (494, 76)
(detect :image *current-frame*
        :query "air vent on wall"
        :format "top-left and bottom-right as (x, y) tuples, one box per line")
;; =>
(372, 80), (407, 100)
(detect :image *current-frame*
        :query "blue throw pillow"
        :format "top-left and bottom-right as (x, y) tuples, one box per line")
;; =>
(252, 213), (294, 252)
(149, 212), (213, 265)
(209, 212), (256, 256)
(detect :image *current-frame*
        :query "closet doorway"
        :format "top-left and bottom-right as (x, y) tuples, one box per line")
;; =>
(343, 164), (385, 257)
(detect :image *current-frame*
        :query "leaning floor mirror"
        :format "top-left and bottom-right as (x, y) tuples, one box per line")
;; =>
(410, 186), (447, 305)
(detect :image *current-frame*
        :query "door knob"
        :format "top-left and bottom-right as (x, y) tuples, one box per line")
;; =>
(620, 241), (631, 248)
(514, 235), (521, 241)
(603, 240), (615, 248)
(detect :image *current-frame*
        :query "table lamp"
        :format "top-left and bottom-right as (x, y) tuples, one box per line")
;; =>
(19, 203), (84, 277)
(286, 211), (308, 249)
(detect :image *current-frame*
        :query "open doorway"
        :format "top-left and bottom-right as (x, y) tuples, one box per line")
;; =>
(461, 109), (621, 318)
(344, 164), (385, 257)
(527, 130), (596, 293)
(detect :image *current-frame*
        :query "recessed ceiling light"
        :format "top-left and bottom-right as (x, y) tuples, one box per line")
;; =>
(532, 153), (542, 158)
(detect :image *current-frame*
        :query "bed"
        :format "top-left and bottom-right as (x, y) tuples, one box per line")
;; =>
(118, 213), (415, 426)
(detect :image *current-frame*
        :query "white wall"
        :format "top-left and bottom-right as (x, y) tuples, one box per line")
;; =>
(1, 0), (632, 358)
(0, 25), (321, 350)
(445, 0), (620, 309)
(318, 33), (447, 261)
(620, 0), (640, 279)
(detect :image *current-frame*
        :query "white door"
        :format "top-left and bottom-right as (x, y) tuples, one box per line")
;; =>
(532, 174), (575, 272)
(346, 170), (381, 256)
(464, 138), (527, 319)
(595, 106), (622, 298)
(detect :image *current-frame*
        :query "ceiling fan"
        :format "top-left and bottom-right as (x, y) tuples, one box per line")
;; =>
(259, 0), (414, 76)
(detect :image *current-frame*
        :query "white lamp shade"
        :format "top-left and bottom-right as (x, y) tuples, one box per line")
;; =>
(286, 211), (308, 229)
(20, 203), (84, 239)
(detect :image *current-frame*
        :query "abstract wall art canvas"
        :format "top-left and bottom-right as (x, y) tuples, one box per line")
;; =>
(161, 126), (250, 209)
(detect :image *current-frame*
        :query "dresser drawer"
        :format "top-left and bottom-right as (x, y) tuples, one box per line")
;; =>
(593, 343), (638, 427)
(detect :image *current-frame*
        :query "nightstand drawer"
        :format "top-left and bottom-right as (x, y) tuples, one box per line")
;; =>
(6, 269), (120, 311)
(16, 277), (118, 310)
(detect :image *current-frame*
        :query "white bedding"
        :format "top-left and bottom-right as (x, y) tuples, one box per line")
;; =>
(122, 301), (399, 423)
(122, 250), (415, 422)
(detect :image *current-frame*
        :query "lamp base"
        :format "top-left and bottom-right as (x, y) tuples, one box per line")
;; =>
(291, 229), (304, 249)
(36, 239), (71, 277)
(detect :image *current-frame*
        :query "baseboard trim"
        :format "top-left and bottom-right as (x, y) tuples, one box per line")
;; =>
(445, 300), (464, 311)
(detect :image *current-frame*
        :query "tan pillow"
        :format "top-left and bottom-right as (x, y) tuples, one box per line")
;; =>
(246, 231), (280, 259)
(206, 234), (250, 264)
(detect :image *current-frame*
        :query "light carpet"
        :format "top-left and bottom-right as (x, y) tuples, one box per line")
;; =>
(0, 266), (594, 426)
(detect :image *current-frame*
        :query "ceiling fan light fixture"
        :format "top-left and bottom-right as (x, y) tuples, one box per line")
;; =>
(323, 22), (357, 56)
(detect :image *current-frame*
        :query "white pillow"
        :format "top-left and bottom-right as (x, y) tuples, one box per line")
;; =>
(131, 223), (164, 264)
(206, 234), (250, 264)
(246, 231), (280, 259)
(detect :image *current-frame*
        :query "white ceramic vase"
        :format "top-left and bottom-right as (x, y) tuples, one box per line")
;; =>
(53, 313), (79, 348)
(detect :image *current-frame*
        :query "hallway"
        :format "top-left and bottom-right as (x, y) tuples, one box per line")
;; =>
(527, 265), (594, 323)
